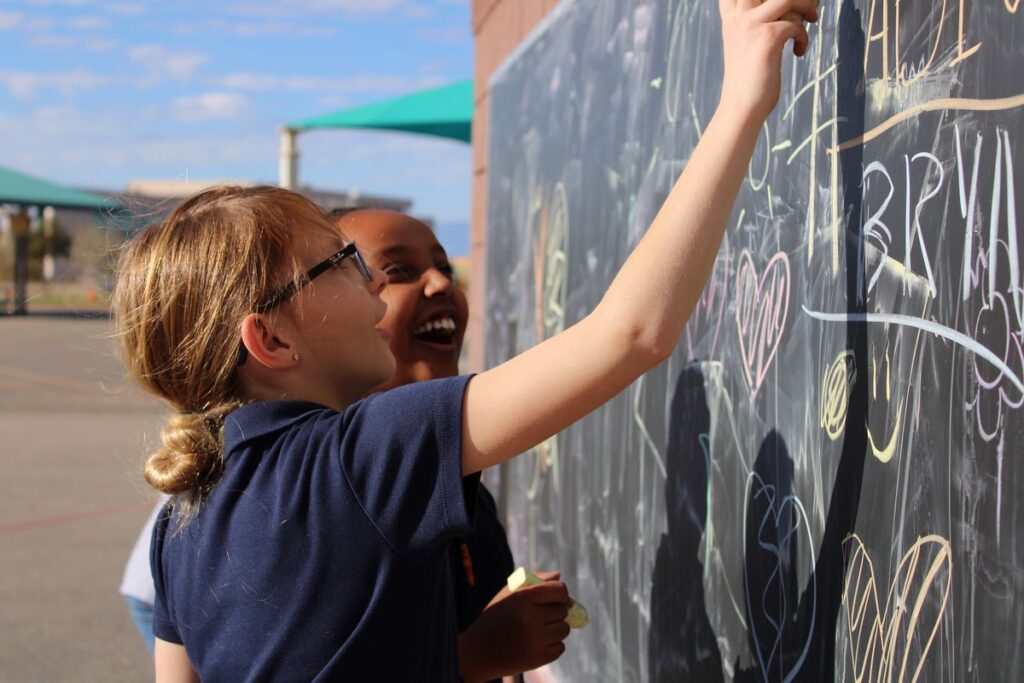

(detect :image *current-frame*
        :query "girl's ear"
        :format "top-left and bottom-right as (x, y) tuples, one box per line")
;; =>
(239, 313), (298, 369)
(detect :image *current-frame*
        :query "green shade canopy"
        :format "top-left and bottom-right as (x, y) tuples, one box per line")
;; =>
(287, 79), (473, 143)
(0, 165), (119, 210)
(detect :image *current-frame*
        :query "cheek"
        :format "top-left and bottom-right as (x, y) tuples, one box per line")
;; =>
(379, 288), (418, 339)
(454, 290), (470, 341)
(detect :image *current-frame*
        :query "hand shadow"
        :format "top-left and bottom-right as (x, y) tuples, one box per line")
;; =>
(648, 362), (724, 682)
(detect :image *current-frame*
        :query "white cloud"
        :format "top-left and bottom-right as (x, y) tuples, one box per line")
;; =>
(0, 11), (23, 30)
(174, 18), (335, 39)
(31, 33), (119, 51)
(0, 11), (56, 31)
(400, 3), (434, 19)
(130, 44), (209, 83)
(173, 92), (250, 121)
(15, 15), (58, 31)
(0, 68), (112, 99)
(102, 3), (145, 16)
(223, 0), (436, 20)
(233, 21), (335, 38)
(67, 15), (112, 30)
(25, 0), (89, 6)
(218, 72), (444, 94)
(415, 26), (469, 44)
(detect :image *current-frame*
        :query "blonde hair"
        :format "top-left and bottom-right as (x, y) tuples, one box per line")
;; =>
(112, 185), (342, 519)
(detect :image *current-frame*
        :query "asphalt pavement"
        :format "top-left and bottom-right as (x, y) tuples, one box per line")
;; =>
(0, 312), (164, 682)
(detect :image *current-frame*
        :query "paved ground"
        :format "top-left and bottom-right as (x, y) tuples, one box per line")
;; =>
(0, 312), (164, 681)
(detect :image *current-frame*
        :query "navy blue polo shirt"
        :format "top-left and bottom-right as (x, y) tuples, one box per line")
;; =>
(151, 375), (476, 682)
(449, 484), (514, 632)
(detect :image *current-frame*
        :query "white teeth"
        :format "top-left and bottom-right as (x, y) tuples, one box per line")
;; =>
(414, 316), (456, 336)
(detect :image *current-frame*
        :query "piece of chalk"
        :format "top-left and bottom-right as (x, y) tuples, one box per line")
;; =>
(506, 566), (590, 629)
(565, 601), (589, 629)
(507, 566), (543, 591)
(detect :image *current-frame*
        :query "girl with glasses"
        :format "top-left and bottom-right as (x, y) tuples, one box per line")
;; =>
(113, 2), (817, 680)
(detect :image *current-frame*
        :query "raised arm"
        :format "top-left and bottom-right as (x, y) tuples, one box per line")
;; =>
(462, 0), (818, 474)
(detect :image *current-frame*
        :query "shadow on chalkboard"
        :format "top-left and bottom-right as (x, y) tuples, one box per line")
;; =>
(648, 362), (724, 682)
(648, 0), (872, 679)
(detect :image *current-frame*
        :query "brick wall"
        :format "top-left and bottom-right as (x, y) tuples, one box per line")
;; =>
(468, 0), (560, 371)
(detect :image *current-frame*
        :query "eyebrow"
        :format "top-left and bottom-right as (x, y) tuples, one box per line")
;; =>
(378, 246), (411, 260)
(377, 245), (449, 260)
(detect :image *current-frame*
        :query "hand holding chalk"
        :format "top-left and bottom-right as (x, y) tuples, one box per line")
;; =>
(458, 569), (573, 682)
(507, 567), (590, 629)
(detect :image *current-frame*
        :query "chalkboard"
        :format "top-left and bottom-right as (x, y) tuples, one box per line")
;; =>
(484, 0), (1023, 680)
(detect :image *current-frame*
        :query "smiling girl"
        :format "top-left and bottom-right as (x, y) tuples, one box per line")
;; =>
(338, 208), (571, 681)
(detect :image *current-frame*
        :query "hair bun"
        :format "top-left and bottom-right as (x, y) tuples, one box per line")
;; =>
(144, 413), (222, 495)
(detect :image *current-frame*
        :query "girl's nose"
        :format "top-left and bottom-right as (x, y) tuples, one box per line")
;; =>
(368, 264), (387, 296)
(423, 268), (455, 297)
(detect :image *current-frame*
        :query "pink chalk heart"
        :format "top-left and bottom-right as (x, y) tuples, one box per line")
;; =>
(735, 250), (791, 397)
(685, 243), (730, 358)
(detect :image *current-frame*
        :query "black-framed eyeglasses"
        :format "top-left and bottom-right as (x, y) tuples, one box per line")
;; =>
(237, 242), (373, 365)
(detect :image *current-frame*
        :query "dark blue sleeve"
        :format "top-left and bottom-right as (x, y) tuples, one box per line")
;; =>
(149, 504), (182, 644)
(340, 374), (476, 557)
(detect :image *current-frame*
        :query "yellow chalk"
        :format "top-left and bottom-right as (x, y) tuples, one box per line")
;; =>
(507, 566), (543, 591)
(506, 567), (590, 629)
(565, 601), (589, 629)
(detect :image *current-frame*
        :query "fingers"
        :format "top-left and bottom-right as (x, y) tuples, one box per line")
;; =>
(753, 0), (818, 23)
(770, 18), (809, 57)
(520, 580), (570, 606)
(543, 641), (566, 662)
(534, 602), (571, 626)
(541, 619), (572, 641)
(532, 570), (561, 582)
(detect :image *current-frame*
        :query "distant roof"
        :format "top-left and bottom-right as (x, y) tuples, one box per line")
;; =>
(119, 180), (412, 213)
(0, 165), (119, 210)
(125, 179), (258, 198)
(298, 186), (412, 213)
(287, 79), (472, 143)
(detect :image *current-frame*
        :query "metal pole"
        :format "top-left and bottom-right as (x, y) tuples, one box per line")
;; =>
(42, 206), (55, 282)
(11, 210), (30, 315)
(279, 127), (299, 189)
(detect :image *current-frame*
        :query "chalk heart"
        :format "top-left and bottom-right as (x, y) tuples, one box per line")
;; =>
(735, 250), (791, 397)
(685, 248), (729, 357)
(841, 534), (952, 683)
(744, 473), (816, 683)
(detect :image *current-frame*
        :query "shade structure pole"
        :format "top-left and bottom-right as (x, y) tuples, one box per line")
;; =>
(10, 210), (30, 315)
(279, 127), (299, 189)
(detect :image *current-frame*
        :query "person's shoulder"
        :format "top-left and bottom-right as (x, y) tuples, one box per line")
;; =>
(354, 375), (474, 414)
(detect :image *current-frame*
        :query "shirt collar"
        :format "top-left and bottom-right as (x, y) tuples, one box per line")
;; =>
(224, 400), (331, 452)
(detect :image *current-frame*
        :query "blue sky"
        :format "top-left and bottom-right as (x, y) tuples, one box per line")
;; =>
(0, 0), (474, 254)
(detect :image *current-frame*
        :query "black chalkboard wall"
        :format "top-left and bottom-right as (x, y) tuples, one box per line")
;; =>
(484, 0), (1023, 680)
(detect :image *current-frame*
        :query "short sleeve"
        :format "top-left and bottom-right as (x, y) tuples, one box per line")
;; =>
(119, 497), (168, 602)
(340, 374), (476, 556)
(149, 504), (182, 644)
